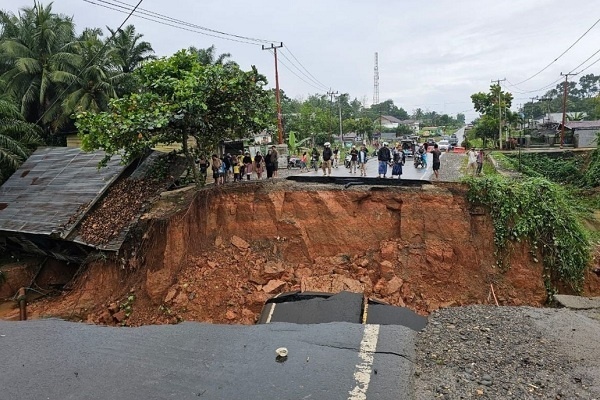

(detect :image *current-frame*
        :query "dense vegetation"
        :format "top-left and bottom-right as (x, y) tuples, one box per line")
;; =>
(467, 175), (590, 294)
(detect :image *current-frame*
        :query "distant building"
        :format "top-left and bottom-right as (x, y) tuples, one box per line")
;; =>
(375, 115), (403, 129)
(558, 120), (600, 148)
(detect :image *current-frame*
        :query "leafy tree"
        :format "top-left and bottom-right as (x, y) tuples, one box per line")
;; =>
(395, 123), (413, 137)
(471, 84), (513, 147)
(355, 117), (374, 141)
(0, 96), (42, 183)
(75, 50), (272, 184)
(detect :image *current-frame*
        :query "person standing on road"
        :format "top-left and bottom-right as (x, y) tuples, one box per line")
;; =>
(243, 151), (253, 181)
(349, 145), (358, 173)
(358, 145), (368, 176)
(254, 151), (264, 180)
(270, 145), (279, 178)
(432, 143), (442, 180)
(311, 147), (320, 171)
(211, 154), (223, 185)
(322, 142), (333, 176)
(265, 149), (274, 178)
(333, 146), (339, 168)
(392, 143), (405, 179)
(476, 149), (484, 176)
(377, 142), (391, 178)
(197, 155), (209, 182)
(467, 148), (477, 175)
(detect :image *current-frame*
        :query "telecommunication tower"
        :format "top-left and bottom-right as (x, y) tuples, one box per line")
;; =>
(373, 52), (379, 106)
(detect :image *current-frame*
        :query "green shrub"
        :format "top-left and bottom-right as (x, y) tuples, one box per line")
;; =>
(466, 175), (590, 293)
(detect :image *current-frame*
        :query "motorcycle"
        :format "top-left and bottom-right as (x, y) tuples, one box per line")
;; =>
(414, 152), (427, 168)
(288, 157), (302, 169)
(344, 154), (352, 168)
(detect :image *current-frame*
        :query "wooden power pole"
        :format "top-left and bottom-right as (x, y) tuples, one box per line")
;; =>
(559, 72), (577, 149)
(491, 78), (506, 149)
(262, 42), (284, 144)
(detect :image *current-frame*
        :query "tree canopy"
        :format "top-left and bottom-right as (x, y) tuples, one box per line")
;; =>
(75, 50), (273, 183)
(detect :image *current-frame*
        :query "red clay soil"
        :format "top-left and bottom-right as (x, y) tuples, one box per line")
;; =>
(6, 180), (600, 325)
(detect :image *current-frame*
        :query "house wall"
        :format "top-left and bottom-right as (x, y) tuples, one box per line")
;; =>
(574, 129), (599, 148)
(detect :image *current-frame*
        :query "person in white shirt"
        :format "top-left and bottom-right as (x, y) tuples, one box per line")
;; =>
(467, 148), (477, 175)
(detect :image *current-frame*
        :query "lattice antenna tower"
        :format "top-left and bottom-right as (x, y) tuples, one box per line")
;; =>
(373, 52), (379, 106)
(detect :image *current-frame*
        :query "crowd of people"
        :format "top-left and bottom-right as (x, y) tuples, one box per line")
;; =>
(196, 138), (486, 185)
(196, 145), (281, 185)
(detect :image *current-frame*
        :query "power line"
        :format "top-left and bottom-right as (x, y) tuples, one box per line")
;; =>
(576, 54), (600, 74)
(278, 49), (328, 91)
(283, 46), (329, 90)
(269, 49), (327, 92)
(83, 0), (264, 46)
(92, 0), (278, 44)
(35, 0), (144, 126)
(512, 16), (600, 86)
(86, 0), (331, 92)
(568, 47), (600, 74)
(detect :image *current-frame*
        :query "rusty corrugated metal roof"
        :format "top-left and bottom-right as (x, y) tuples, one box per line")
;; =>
(0, 147), (125, 237)
(563, 120), (600, 130)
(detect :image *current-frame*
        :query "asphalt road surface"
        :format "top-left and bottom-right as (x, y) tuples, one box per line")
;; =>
(0, 319), (417, 400)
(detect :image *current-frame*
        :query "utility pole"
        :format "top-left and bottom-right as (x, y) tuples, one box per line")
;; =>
(327, 89), (338, 144)
(539, 97), (553, 124)
(491, 78), (506, 149)
(338, 95), (343, 144)
(528, 96), (538, 129)
(559, 72), (577, 149)
(262, 42), (284, 144)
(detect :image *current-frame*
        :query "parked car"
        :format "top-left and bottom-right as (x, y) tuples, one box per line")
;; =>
(438, 140), (450, 151)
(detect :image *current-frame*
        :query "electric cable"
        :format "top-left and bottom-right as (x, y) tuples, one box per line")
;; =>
(267, 49), (326, 93)
(511, 16), (600, 86)
(278, 49), (328, 91)
(283, 46), (329, 90)
(84, 0), (262, 46)
(86, 0), (332, 91)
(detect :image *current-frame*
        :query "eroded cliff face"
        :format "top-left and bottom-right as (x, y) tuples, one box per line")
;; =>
(17, 180), (578, 325)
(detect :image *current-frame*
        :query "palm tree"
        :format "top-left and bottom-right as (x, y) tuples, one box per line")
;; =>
(0, 96), (43, 183)
(60, 28), (117, 124)
(0, 1), (78, 136)
(188, 45), (236, 66)
(107, 24), (155, 73)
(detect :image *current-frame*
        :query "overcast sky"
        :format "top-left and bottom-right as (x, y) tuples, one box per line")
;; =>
(5, 0), (600, 121)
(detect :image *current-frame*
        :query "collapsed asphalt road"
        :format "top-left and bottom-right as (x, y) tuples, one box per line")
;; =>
(0, 320), (416, 400)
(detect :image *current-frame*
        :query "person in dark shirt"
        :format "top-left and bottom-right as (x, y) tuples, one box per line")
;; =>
(322, 142), (333, 176)
(270, 146), (279, 178)
(243, 151), (252, 180)
(254, 151), (264, 179)
(377, 142), (391, 178)
(349, 145), (358, 174)
(432, 143), (442, 180)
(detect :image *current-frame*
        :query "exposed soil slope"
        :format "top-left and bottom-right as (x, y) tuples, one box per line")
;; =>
(12, 180), (600, 325)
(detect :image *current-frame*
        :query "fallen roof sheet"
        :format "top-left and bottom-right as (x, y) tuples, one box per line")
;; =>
(0, 147), (125, 238)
